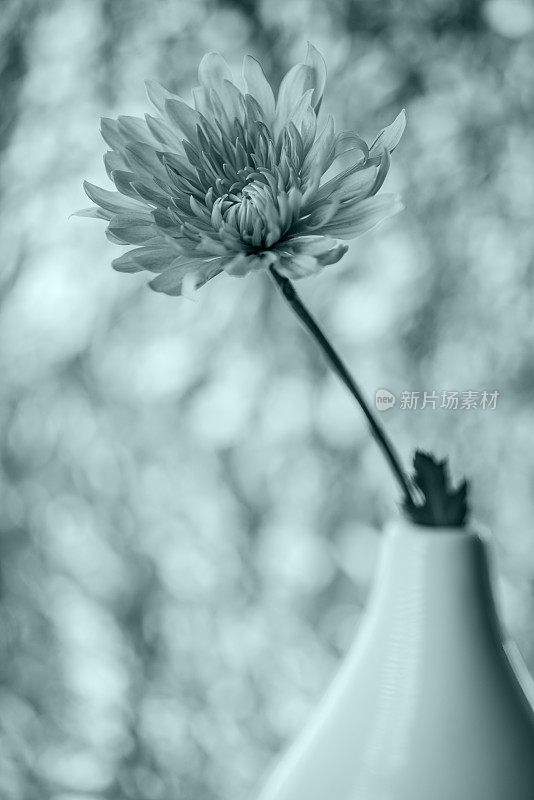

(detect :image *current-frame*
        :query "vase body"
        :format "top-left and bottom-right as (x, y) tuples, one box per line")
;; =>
(255, 520), (534, 800)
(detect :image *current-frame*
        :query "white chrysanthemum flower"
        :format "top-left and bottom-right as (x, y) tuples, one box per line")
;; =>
(79, 44), (405, 295)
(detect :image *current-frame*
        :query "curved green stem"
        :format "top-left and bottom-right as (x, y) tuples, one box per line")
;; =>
(268, 266), (415, 506)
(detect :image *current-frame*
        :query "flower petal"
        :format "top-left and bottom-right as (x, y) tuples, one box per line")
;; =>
(276, 253), (321, 279)
(112, 245), (181, 273)
(149, 258), (222, 295)
(369, 110), (406, 157)
(164, 97), (201, 144)
(243, 55), (276, 121)
(110, 170), (139, 199)
(198, 52), (233, 92)
(333, 131), (369, 163)
(301, 115), (336, 186)
(83, 181), (147, 214)
(111, 251), (145, 273)
(145, 79), (179, 115)
(224, 251), (278, 275)
(107, 212), (159, 244)
(191, 86), (212, 117)
(320, 194), (404, 238)
(144, 114), (184, 150)
(314, 240), (348, 266)
(296, 196), (340, 232)
(300, 106), (317, 154)
(160, 151), (200, 183)
(285, 89), (314, 132)
(370, 146), (390, 195)
(276, 63), (313, 127)
(222, 253), (255, 276)
(130, 180), (170, 208)
(117, 115), (156, 147)
(104, 150), (128, 179)
(281, 234), (348, 266)
(314, 132), (368, 189)
(123, 141), (169, 183)
(197, 235), (231, 257)
(71, 207), (111, 221)
(310, 163), (377, 208)
(217, 79), (245, 125)
(304, 43), (327, 112)
(100, 118), (122, 151)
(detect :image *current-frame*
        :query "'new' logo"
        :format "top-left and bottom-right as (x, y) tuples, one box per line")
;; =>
(375, 389), (396, 411)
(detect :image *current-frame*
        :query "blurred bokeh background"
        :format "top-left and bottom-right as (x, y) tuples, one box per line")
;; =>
(1, 0), (534, 797)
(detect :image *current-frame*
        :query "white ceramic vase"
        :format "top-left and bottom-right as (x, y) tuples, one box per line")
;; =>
(255, 519), (534, 800)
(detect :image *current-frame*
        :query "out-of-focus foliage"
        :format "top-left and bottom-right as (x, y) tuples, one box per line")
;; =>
(0, 0), (533, 797)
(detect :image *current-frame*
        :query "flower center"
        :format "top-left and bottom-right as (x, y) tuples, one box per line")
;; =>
(212, 179), (300, 252)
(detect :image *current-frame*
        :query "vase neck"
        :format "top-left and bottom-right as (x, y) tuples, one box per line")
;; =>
(367, 521), (500, 642)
